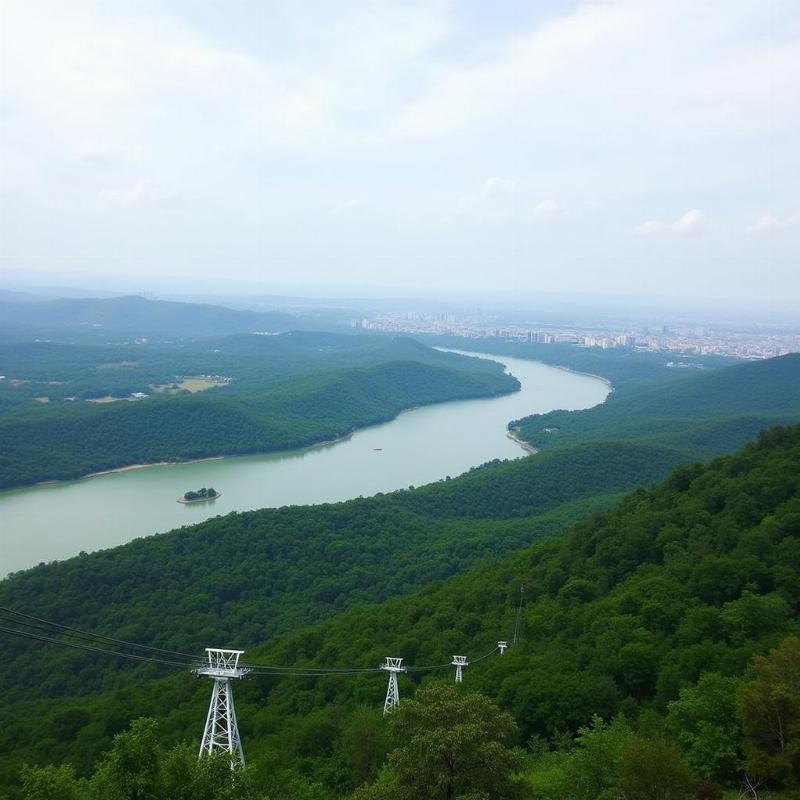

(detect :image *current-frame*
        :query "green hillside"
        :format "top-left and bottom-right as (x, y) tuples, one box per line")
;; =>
(0, 334), (517, 488)
(515, 353), (800, 456)
(414, 336), (797, 471)
(2, 351), (799, 797)
(2, 425), (799, 797)
(6, 353), (798, 693)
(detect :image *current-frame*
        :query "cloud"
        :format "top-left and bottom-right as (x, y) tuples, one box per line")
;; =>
(0, 1), (798, 302)
(531, 199), (561, 220)
(748, 213), (800, 233)
(450, 179), (561, 223)
(392, 2), (639, 139)
(98, 179), (174, 206)
(637, 210), (710, 236)
(483, 176), (517, 193)
(330, 197), (363, 216)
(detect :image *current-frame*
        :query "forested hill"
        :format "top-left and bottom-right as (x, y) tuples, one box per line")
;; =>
(0, 335), (517, 488)
(239, 424), (800, 795)
(0, 354), (796, 675)
(391, 353), (800, 520)
(2, 425), (799, 797)
(613, 351), (800, 416)
(0, 294), (299, 341)
(513, 352), (800, 459)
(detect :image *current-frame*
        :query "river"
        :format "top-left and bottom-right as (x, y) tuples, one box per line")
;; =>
(0, 352), (609, 576)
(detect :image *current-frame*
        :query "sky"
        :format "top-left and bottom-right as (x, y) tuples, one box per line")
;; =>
(0, 0), (798, 307)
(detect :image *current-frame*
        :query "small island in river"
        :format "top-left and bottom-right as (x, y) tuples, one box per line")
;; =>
(178, 487), (221, 504)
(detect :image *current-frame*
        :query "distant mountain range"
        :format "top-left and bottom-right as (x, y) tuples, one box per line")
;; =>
(0, 294), (300, 340)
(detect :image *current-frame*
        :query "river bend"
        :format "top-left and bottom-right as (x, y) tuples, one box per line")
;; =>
(0, 352), (609, 575)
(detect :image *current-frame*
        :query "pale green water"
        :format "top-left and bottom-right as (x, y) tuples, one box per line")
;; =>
(0, 353), (609, 576)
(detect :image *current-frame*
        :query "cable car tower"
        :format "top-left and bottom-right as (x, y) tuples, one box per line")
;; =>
(498, 640), (508, 654)
(452, 655), (468, 683)
(381, 657), (406, 714)
(195, 648), (250, 767)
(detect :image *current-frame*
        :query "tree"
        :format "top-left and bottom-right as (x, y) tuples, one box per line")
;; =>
(160, 744), (252, 800)
(527, 716), (694, 800)
(737, 636), (800, 789)
(89, 718), (162, 800)
(666, 672), (742, 781)
(549, 715), (636, 800)
(339, 706), (389, 788)
(616, 736), (694, 800)
(353, 684), (530, 800)
(21, 763), (87, 800)
(22, 720), (268, 800)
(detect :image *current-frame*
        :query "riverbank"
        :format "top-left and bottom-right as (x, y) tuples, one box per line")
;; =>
(38, 432), (358, 486)
(85, 456), (225, 479)
(1, 352), (610, 575)
(551, 363), (614, 393)
(506, 428), (538, 454)
(436, 346), (614, 396)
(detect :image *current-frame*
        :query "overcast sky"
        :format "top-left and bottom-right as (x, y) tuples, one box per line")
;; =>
(0, 0), (798, 306)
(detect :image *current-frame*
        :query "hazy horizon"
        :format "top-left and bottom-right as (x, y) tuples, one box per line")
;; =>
(3, 273), (799, 331)
(1, 1), (798, 308)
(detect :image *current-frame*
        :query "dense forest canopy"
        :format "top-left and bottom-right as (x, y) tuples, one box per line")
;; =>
(512, 352), (800, 458)
(0, 333), (516, 488)
(2, 337), (799, 796)
(2, 424), (799, 797)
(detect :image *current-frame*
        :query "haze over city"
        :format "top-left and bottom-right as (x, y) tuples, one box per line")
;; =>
(1, 0), (799, 309)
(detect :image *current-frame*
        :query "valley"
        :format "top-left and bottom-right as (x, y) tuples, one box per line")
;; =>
(0, 352), (607, 574)
(1, 340), (799, 798)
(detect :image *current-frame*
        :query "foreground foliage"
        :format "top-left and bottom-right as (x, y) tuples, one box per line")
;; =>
(20, 718), (275, 800)
(354, 685), (528, 800)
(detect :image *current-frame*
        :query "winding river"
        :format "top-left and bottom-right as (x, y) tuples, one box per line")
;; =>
(0, 352), (609, 576)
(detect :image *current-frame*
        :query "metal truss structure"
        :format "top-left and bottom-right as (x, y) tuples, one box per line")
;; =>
(195, 648), (250, 767)
(380, 657), (406, 714)
(451, 655), (468, 683)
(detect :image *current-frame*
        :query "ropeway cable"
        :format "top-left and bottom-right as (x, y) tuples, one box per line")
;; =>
(242, 661), (382, 673)
(0, 606), (385, 673)
(402, 645), (500, 672)
(0, 613), (200, 666)
(0, 623), (376, 675)
(246, 667), (382, 676)
(0, 605), (504, 676)
(0, 612), (379, 674)
(468, 646), (500, 665)
(0, 605), (203, 663)
(0, 624), (194, 669)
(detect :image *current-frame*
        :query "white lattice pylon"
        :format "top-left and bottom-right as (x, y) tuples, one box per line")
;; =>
(195, 648), (250, 767)
(498, 641), (508, 655)
(380, 657), (406, 714)
(452, 655), (468, 683)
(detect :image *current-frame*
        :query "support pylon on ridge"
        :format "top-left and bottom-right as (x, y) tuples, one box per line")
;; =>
(380, 657), (406, 715)
(498, 640), (508, 655)
(452, 655), (468, 683)
(194, 648), (250, 767)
